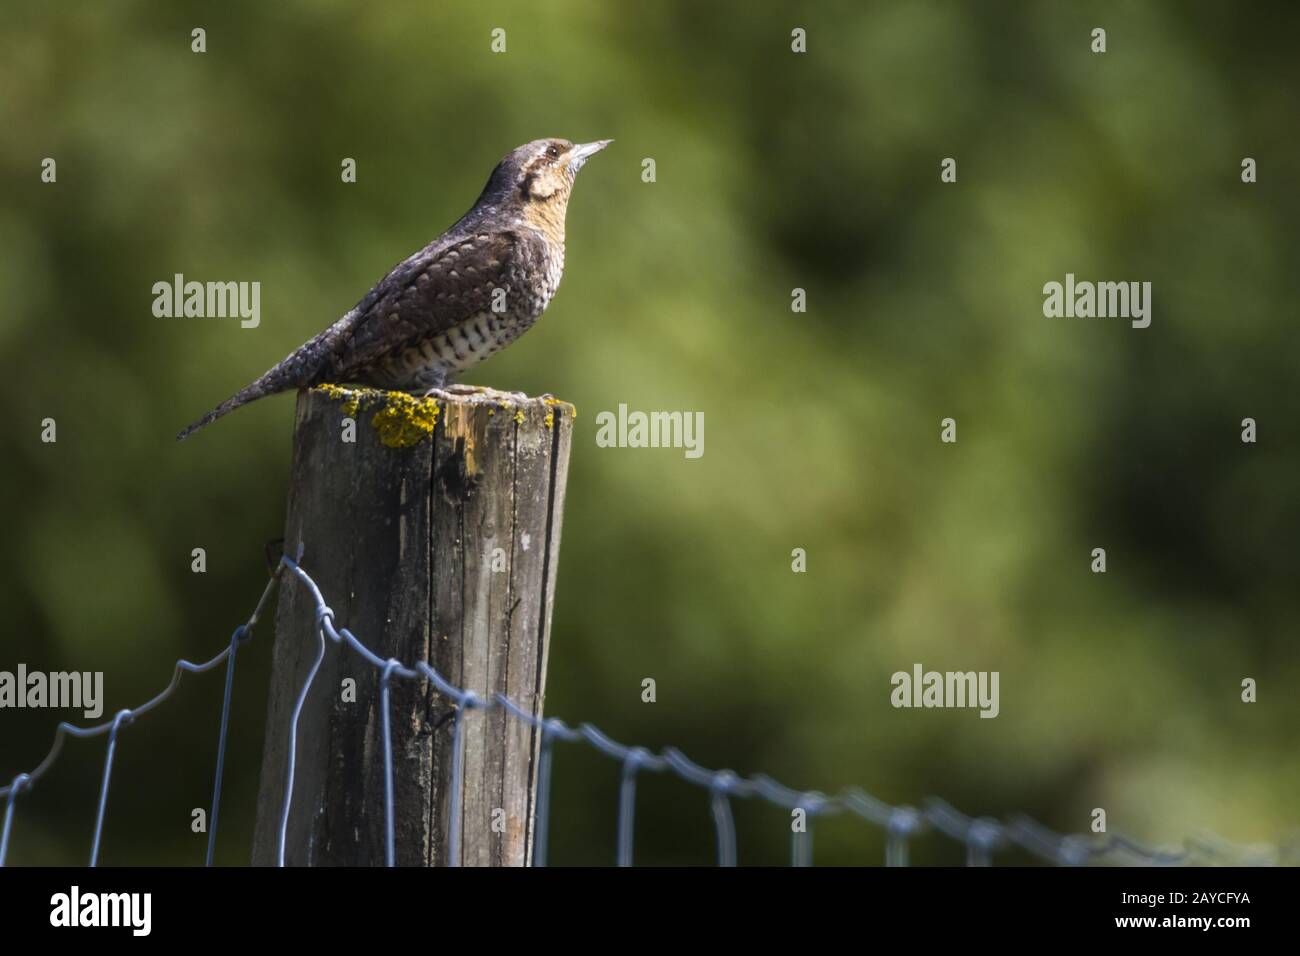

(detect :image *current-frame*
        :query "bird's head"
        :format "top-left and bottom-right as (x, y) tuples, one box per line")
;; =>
(481, 138), (611, 235)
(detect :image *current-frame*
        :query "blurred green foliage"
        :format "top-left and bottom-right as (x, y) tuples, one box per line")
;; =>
(1, 0), (1297, 865)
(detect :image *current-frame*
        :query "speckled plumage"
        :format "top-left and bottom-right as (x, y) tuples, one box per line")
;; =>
(177, 137), (609, 441)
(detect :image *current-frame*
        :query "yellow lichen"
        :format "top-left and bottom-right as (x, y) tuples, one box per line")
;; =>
(543, 396), (575, 420)
(309, 384), (570, 446)
(316, 382), (361, 418)
(311, 385), (440, 448)
(370, 393), (441, 448)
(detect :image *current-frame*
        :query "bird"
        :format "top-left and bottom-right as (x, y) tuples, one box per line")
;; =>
(177, 137), (611, 441)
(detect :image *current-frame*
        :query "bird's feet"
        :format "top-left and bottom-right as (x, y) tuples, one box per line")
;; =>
(420, 383), (488, 403)
(420, 384), (548, 405)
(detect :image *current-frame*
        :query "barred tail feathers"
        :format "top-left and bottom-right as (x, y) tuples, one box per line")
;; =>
(176, 310), (361, 441)
(176, 364), (304, 441)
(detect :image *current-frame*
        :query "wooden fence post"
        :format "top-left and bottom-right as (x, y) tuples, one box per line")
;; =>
(249, 385), (574, 866)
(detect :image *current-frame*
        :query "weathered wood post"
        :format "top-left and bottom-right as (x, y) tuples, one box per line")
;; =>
(250, 385), (573, 866)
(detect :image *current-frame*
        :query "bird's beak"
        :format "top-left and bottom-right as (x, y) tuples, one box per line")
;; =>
(567, 139), (612, 172)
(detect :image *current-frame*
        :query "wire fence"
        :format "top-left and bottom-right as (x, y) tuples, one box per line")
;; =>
(2, 553), (1294, 868)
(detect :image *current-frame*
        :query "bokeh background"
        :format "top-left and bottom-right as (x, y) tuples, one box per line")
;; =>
(2, 0), (1297, 865)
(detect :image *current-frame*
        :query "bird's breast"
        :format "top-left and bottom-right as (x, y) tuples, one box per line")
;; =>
(372, 243), (565, 389)
(347, 224), (568, 391)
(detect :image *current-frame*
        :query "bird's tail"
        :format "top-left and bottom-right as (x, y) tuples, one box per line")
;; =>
(176, 363), (305, 441)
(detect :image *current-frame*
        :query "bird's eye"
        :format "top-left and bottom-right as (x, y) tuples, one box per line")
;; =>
(546, 145), (560, 159)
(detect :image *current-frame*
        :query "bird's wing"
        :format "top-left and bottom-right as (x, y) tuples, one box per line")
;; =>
(322, 228), (544, 379)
